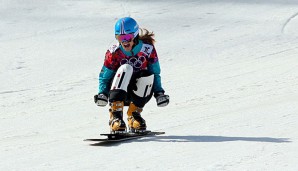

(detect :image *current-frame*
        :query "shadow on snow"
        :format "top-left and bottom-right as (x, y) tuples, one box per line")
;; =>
(145, 135), (291, 143)
(88, 135), (290, 146)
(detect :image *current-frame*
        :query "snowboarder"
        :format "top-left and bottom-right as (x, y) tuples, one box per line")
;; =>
(94, 17), (170, 133)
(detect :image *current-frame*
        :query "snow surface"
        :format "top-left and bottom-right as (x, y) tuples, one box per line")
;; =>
(1, 0), (298, 170)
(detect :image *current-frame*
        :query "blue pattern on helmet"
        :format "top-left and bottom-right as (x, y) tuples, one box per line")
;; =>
(115, 17), (139, 37)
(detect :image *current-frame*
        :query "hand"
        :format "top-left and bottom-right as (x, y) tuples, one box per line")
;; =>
(94, 93), (108, 107)
(154, 92), (170, 107)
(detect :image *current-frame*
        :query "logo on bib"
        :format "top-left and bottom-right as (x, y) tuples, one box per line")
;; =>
(120, 56), (146, 71)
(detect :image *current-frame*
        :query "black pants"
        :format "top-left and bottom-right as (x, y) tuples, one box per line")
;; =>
(109, 70), (153, 108)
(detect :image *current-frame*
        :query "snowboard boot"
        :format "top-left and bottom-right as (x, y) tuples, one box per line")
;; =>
(109, 101), (126, 133)
(127, 102), (147, 132)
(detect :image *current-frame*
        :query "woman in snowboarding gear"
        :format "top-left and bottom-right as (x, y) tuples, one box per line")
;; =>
(94, 17), (169, 133)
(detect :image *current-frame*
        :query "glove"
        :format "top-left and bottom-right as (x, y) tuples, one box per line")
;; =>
(154, 92), (170, 107)
(94, 93), (108, 107)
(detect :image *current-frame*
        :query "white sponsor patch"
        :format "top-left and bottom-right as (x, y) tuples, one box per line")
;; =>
(108, 44), (120, 53)
(140, 44), (153, 57)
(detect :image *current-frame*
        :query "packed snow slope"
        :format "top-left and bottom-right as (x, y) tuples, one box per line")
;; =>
(1, 0), (298, 170)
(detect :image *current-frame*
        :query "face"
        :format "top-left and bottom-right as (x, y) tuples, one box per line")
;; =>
(121, 40), (134, 51)
(116, 33), (134, 51)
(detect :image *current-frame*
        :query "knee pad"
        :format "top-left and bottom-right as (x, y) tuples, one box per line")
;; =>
(109, 64), (133, 102)
(133, 74), (154, 98)
(111, 64), (133, 92)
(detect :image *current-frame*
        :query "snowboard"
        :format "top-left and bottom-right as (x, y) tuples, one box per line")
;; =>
(84, 131), (165, 143)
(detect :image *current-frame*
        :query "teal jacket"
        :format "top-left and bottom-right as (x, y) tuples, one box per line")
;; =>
(98, 40), (164, 95)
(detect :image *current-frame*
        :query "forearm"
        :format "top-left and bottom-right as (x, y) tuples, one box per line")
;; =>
(148, 61), (165, 93)
(98, 65), (116, 95)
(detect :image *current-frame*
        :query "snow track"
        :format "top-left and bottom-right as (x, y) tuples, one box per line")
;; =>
(1, 0), (298, 170)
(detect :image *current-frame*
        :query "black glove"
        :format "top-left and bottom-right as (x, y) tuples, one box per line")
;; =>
(94, 93), (108, 107)
(154, 92), (170, 107)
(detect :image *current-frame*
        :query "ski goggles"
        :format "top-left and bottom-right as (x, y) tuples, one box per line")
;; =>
(115, 33), (134, 43)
